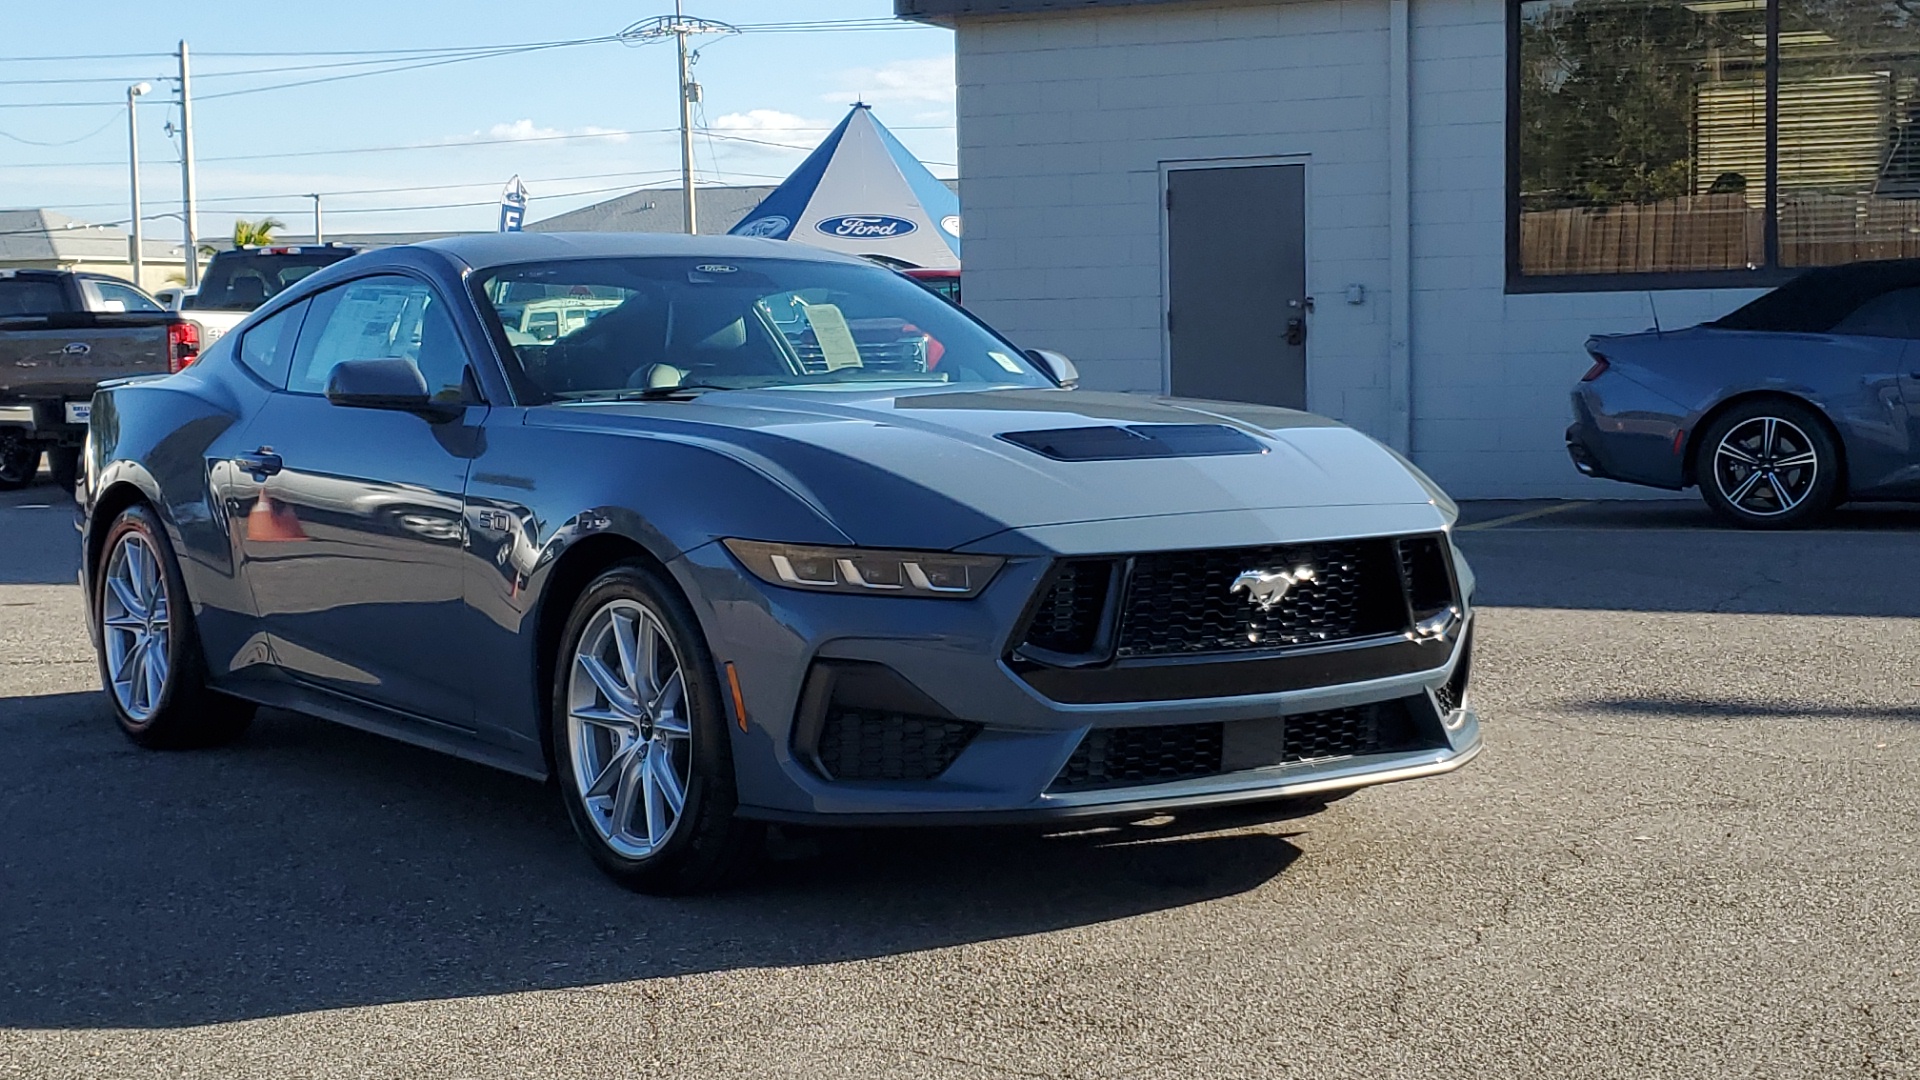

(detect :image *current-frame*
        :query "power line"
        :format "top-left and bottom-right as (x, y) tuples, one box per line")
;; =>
(0, 51), (171, 62)
(0, 112), (123, 146)
(196, 37), (620, 102)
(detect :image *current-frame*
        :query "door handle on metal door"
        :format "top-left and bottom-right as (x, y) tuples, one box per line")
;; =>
(1285, 316), (1307, 347)
(233, 449), (282, 480)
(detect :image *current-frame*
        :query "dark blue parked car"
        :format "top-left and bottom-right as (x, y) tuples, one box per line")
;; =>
(78, 234), (1479, 893)
(1568, 259), (1920, 527)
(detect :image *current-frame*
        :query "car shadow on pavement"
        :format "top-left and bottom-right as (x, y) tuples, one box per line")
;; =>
(1572, 694), (1920, 722)
(0, 691), (1304, 1031)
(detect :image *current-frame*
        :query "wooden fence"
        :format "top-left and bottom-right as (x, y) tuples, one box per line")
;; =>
(1519, 194), (1920, 276)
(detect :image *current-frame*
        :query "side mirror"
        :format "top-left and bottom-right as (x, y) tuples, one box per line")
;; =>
(1026, 348), (1079, 389)
(325, 358), (458, 420)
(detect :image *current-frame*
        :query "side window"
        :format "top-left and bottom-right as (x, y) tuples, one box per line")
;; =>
(1831, 288), (1920, 341)
(287, 275), (472, 401)
(93, 281), (163, 313)
(236, 300), (308, 387)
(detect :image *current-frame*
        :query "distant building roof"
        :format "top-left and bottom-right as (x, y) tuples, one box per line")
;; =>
(0, 208), (184, 264)
(527, 180), (959, 236)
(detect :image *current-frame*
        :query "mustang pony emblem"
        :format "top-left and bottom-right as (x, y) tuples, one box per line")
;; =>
(1230, 566), (1315, 611)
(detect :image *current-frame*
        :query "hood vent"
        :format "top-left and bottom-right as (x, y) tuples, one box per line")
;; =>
(997, 423), (1265, 462)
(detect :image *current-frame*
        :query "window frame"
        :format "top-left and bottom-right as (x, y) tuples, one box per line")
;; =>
(233, 297), (311, 390)
(281, 270), (482, 404)
(1506, 0), (1821, 294)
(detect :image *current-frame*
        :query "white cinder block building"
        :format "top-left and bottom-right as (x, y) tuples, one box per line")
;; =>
(899, 0), (1920, 497)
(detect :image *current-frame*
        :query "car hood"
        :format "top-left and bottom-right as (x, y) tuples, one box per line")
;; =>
(529, 387), (1443, 550)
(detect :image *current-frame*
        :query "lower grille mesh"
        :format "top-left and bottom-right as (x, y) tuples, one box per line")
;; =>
(815, 710), (980, 782)
(1051, 722), (1224, 791)
(1049, 699), (1425, 792)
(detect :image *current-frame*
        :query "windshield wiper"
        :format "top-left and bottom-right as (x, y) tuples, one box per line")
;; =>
(566, 384), (738, 402)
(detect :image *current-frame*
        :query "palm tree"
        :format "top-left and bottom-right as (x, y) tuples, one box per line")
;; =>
(231, 217), (285, 247)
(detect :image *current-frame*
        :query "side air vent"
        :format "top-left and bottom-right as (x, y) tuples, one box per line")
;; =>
(815, 709), (980, 782)
(1396, 534), (1457, 620)
(1016, 559), (1115, 657)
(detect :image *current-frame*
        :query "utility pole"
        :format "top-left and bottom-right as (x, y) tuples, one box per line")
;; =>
(126, 82), (150, 287)
(176, 41), (200, 288)
(676, 1), (699, 235)
(310, 194), (323, 244)
(619, 9), (736, 236)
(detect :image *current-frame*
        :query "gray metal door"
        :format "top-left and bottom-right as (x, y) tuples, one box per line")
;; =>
(1166, 164), (1307, 408)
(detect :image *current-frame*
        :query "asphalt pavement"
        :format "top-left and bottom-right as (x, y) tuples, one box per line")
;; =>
(2, 484), (1916, 1079)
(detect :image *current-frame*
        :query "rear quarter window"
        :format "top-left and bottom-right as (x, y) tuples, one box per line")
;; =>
(236, 300), (308, 388)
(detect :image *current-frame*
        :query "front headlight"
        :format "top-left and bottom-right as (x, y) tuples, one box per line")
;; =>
(722, 539), (1005, 599)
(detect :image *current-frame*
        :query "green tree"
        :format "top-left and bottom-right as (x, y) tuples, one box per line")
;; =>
(231, 217), (285, 246)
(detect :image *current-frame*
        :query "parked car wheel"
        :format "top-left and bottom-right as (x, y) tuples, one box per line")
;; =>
(0, 433), (41, 490)
(1695, 399), (1840, 529)
(550, 562), (763, 894)
(47, 446), (80, 493)
(94, 503), (255, 747)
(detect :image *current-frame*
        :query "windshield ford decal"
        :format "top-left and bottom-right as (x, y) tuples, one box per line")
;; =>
(816, 214), (917, 239)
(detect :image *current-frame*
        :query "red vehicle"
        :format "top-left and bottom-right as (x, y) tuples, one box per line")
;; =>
(904, 268), (961, 305)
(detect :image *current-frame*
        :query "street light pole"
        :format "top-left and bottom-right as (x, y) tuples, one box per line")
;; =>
(126, 82), (150, 287)
(310, 194), (323, 244)
(177, 40), (200, 288)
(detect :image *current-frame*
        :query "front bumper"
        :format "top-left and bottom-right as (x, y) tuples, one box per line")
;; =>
(674, 510), (1481, 825)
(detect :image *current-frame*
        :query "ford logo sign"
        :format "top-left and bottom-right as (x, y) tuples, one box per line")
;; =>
(815, 214), (917, 239)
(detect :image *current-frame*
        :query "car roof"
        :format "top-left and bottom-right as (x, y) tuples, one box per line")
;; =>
(1713, 257), (1920, 333)
(409, 231), (876, 273)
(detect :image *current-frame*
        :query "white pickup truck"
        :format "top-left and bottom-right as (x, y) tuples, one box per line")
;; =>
(179, 243), (362, 342)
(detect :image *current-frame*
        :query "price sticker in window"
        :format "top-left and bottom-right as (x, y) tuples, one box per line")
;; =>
(988, 350), (1025, 373)
(803, 303), (864, 371)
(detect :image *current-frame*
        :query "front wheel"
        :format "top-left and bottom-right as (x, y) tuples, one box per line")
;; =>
(0, 432), (40, 490)
(550, 562), (763, 894)
(1695, 400), (1840, 529)
(94, 503), (255, 747)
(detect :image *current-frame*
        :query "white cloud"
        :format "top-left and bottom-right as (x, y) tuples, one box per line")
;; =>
(465, 120), (630, 144)
(823, 56), (955, 108)
(709, 109), (830, 151)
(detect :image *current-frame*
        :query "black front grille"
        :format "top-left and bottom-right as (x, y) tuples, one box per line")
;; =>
(1115, 539), (1408, 657)
(1050, 722), (1224, 791)
(1049, 698), (1435, 792)
(814, 709), (979, 782)
(1018, 560), (1113, 655)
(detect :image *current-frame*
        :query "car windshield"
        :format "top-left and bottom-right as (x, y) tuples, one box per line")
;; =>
(474, 256), (1051, 401)
(186, 250), (355, 312)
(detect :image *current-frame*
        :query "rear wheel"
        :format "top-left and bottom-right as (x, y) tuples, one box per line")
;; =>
(1695, 399), (1840, 529)
(94, 503), (254, 748)
(47, 446), (80, 493)
(549, 561), (762, 894)
(0, 432), (40, 490)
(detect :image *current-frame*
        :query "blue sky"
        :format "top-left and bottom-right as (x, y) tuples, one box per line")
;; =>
(0, 1), (955, 240)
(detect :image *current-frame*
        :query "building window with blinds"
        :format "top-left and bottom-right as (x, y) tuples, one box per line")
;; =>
(1512, 0), (1919, 286)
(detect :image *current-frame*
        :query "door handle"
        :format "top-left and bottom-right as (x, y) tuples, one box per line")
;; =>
(233, 450), (282, 480)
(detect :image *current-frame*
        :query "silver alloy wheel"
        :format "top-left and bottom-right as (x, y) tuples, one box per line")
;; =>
(565, 599), (692, 859)
(101, 532), (171, 722)
(1712, 416), (1819, 518)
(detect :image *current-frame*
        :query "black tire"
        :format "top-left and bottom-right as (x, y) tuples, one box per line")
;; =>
(549, 560), (763, 894)
(0, 432), (40, 491)
(1695, 398), (1841, 529)
(93, 503), (255, 748)
(47, 446), (80, 493)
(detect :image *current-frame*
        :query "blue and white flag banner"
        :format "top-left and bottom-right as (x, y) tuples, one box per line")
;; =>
(498, 176), (529, 233)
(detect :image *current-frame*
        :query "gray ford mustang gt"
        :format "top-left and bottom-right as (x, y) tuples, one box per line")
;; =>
(78, 233), (1479, 893)
(1568, 259), (1920, 528)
